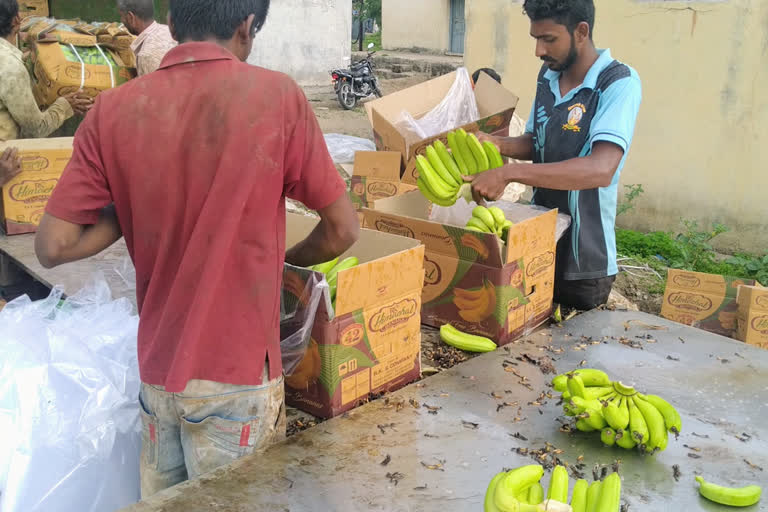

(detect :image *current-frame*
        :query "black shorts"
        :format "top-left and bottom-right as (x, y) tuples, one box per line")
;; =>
(554, 275), (616, 311)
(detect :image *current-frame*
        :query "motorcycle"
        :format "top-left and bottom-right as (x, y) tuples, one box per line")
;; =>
(331, 42), (382, 110)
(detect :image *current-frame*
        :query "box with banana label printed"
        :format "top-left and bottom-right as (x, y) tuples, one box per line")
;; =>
(736, 285), (768, 350)
(363, 193), (565, 345)
(364, 72), (519, 186)
(282, 213), (425, 419)
(349, 151), (418, 213)
(0, 137), (73, 235)
(661, 269), (759, 338)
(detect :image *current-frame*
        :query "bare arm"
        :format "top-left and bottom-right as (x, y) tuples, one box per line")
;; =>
(35, 206), (123, 269)
(285, 194), (360, 268)
(466, 142), (625, 202)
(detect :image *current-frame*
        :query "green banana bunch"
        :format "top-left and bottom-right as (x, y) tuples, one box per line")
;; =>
(416, 129), (506, 207)
(484, 465), (624, 512)
(551, 368), (683, 454)
(466, 205), (514, 237)
(484, 464), (571, 512)
(309, 256), (360, 308)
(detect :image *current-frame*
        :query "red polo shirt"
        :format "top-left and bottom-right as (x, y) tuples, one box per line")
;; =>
(46, 43), (346, 391)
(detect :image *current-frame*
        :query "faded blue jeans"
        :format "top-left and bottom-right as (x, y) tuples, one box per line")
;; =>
(138, 367), (286, 498)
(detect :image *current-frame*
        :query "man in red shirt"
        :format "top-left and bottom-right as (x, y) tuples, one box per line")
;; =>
(34, 0), (359, 497)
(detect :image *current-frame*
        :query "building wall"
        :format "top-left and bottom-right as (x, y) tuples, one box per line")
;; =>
(248, 0), (352, 85)
(382, 0), (451, 52)
(464, 0), (768, 254)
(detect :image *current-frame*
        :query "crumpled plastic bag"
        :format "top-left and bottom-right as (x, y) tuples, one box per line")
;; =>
(0, 275), (141, 512)
(323, 133), (376, 164)
(280, 264), (326, 376)
(396, 67), (479, 140)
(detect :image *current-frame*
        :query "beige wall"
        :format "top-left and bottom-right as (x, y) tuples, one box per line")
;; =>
(383, 0), (451, 52)
(465, 0), (768, 254)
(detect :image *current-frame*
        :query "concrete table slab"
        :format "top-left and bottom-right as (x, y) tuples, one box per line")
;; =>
(0, 233), (136, 309)
(122, 310), (768, 512)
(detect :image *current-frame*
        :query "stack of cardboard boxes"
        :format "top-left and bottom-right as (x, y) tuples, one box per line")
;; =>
(21, 17), (136, 106)
(285, 71), (561, 417)
(661, 269), (767, 350)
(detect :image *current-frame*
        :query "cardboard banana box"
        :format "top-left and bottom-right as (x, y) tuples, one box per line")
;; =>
(736, 285), (768, 349)
(661, 269), (760, 339)
(0, 138), (73, 235)
(364, 193), (560, 345)
(283, 214), (425, 418)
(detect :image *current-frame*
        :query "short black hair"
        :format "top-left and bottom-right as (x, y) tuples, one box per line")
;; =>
(472, 68), (502, 85)
(169, 0), (270, 42)
(117, 0), (155, 21)
(523, 0), (595, 38)
(0, 0), (19, 39)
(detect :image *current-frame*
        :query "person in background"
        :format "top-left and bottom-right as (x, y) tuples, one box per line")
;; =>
(35, 0), (359, 498)
(468, 0), (642, 311)
(0, 146), (20, 186)
(118, 0), (177, 76)
(0, 0), (92, 141)
(471, 67), (502, 87)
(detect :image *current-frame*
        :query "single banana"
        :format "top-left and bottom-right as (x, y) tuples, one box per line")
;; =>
(695, 476), (762, 508)
(426, 145), (460, 187)
(570, 479), (589, 512)
(627, 397), (649, 446)
(468, 133), (490, 172)
(571, 369), (611, 387)
(417, 178), (456, 207)
(467, 217), (493, 233)
(641, 394), (682, 436)
(473, 206), (497, 231)
(614, 428), (637, 450)
(569, 397), (603, 414)
(552, 374), (568, 392)
(494, 465), (545, 512)
(567, 374), (587, 399)
(595, 473), (621, 512)
(483, 140), (505, 169)
(575, 418), (595, 432)
(581, 407), (607, 430)
(585, 481), (602, 512)
(547, 465), (569, 504)
(433, 140), (463, 184)
(528, 483), (545, 505)
(603, 396), (630, 431)
(484, 472), (506, 512)
(657, 428), (669, 451)
(582, 387), (615, 401)
(601, 428), (616, 447)
(416, 155), (455, 200)
(632, 396), (667, 452)
(447, 131), (470, 175)
(488, 207), (507, 230)
(455, 129), (478, 174)
(311, 258), (339, 274)
(612, 381), (637, 397)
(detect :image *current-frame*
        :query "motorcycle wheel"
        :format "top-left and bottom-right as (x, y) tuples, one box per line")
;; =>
(337, 83), (357, 110)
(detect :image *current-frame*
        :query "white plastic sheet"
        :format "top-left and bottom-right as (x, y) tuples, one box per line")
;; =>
(396, 67), (479, 140)
(0, 276), (141, 512)
(323, 133), (376, 164)
(280, 264), (326, 376)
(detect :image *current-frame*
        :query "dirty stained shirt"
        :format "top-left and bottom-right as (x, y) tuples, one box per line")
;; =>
(130, 21), (177, 76)
(45, 43), (346, 392)
(0, 37), (73, 141)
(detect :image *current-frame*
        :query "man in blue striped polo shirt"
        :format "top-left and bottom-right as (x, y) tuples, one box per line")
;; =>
(469, 0), (642, 310)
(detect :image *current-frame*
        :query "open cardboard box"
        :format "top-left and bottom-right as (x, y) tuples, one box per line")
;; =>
(364, 72), (519, 186)
(736, 285), (768, 350)
(349, 151), (418, 213)
(282, 213), (425, 418)
(661, 269), (761, 339)
(363, 192), (560, 345)
(0, 138), (73, 235)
